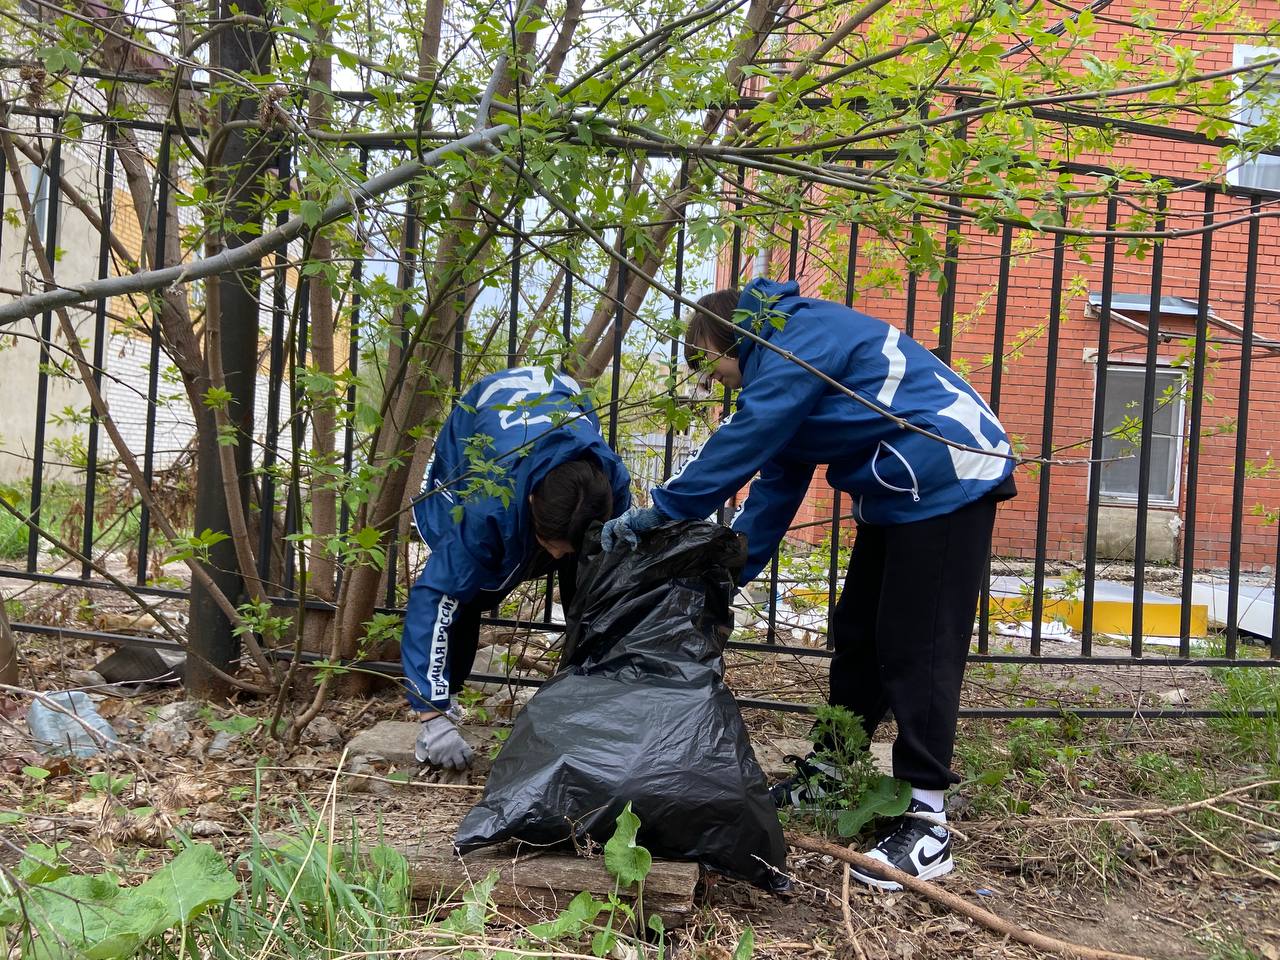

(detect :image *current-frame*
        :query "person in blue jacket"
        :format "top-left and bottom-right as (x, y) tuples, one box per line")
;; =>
(602, 278), (1016, 890)
(407, 366), (631, 770)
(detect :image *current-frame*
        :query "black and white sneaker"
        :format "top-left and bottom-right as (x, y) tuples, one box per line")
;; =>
(848, 799), (953, 891)
(769, 753), (843, 809)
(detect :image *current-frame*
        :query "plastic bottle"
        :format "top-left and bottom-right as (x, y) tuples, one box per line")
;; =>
(26, 691), (119, 758)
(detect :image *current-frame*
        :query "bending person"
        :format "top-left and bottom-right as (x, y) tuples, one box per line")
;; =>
(602, 278), (1016, 890)
(406, 366), (631, 770)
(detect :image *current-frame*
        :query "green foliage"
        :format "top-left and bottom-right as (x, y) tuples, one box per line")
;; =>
(603, 802), (652, 888)
(1209, 667), (1280, 770)
(808, 706), (911, 838)
(0, 844), (236, 960)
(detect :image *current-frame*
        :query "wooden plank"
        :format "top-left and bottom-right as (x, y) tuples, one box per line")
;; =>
(402, 840), (700, 927)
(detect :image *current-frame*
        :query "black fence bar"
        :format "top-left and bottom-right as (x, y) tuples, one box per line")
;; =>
(978, 220), (1016, 655)
(1130, 195), (1168, 658)
(663, 160), (689, 480)
(828, 208), (861, 641)
(1226, 196), (1262, 660)
(607, 230), (626, 450)
(1081, 196), (1119, 656)
(508, 205), (521, 365)
(259, 150), (291, 586)
(1180, 191), (1215, 657)
(904, 213), (920, 338)
(1029, 207), (1068, 657)
(27, 122), (62, 574)
(135, 129), (170, 585)
(81, 131), (116, 578)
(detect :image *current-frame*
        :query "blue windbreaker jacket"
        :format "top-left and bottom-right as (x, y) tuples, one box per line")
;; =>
(403, 367), (631, 711)
(651, 279), (1015, 583)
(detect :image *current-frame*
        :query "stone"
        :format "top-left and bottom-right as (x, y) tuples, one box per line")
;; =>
(155, 701), (202, 723)
(1158, 687), (1191, 705)
(189, 820), (223, 838)
(144, 717), (192, 754)
(346, 720), (498, 768)
(207, 731), (239, 757)
(302, 715), (343, 749)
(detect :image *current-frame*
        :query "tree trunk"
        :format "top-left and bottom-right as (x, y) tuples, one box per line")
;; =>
(0, 593), (17, 686)
(304, 35), (339, 654)
(187, 1), (273, 698)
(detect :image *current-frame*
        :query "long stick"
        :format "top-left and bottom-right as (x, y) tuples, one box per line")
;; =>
(788, 833), (1151, 960)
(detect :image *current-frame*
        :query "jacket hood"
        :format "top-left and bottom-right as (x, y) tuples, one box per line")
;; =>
(734, 278), (801, 373)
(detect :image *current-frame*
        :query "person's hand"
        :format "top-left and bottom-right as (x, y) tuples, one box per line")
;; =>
(415, 713), (474, 770)
(600, 506), (667, 552)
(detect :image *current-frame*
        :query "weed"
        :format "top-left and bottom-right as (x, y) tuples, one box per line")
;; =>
(801, 705), (911, 838)
(1208, 667), (1280, 770)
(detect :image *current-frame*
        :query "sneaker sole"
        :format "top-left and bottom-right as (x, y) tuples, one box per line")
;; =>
(849, 856), (953, 892)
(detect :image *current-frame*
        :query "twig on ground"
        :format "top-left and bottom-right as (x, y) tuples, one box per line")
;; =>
(986, 781), (1280, 827)
(840, 862), (869, 960)
(1176, 821), (1280, 885)
(788, 832), (1153, 960)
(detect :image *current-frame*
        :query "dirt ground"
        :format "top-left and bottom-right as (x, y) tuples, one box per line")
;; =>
(3, 579), (1280, 959)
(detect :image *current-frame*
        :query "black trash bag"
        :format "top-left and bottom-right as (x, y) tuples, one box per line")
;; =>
(454, 520), (788, 890)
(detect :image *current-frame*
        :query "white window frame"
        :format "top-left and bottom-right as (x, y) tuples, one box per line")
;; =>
(1229, 44), (1280, 191)
(1094, 363), (1187, 508)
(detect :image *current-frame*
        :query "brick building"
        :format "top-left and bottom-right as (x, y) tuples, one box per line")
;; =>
(722, 1), (1280, 573)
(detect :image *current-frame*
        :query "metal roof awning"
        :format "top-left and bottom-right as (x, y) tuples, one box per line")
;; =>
(1085, 292), (1203, 316)
(1084, 290), (1280, 356)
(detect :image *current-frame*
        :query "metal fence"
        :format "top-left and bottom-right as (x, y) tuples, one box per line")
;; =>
(2, 103), (1279, 720)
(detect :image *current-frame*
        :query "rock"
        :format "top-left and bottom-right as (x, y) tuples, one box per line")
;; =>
(207, 731), (239, 757)
(68, 669), (108, 689)
(1158, 688), (1191, 705)
(144, 717), (192, 754)
(155, 701), (202, 723)
(346, 720), (498, 771)
(188, 820), (223, 838)
(301, 715), (343, 749)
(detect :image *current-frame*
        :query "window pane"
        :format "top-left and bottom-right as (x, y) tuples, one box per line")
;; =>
(1098, 367), (1183, 503)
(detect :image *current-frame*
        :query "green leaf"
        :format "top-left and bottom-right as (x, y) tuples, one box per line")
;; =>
(603, 802), (652, 888)
(733, 926), (755, 960)
(527, 890), (606, 940)
(136, 844), (238, 927)
(207, 714), (258, 735)
(836, 777), (912, 837)
(19, 843), (71, 884)
(440, 870), (498, 936)
(23, 766), (50, 781)
(19, 874), (170, 960)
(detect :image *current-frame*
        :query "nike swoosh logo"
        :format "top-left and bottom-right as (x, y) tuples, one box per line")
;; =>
(917, 841), (951, 868)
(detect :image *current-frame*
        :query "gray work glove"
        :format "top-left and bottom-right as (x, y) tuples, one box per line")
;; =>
(600, 506), (667, 552)
(415, 713), (474, 770)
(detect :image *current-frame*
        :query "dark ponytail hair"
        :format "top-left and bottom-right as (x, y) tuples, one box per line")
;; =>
(684, 288), (741, 368)
(530, 457), (615, 550)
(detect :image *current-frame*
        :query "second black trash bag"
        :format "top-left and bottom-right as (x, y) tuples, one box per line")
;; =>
(453, 520), (788, 889)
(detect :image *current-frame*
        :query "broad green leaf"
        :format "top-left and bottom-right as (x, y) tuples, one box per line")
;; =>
(733, 926), (755, 960)
(19, 875), (169, 960)
(136, 844), (238, 927)
(439, 870), (498, 936)
(603, 802), (651, 888)
(527, 890), (606, 940)
(836, 777), (912, 838)
(19, 843), (70, 884)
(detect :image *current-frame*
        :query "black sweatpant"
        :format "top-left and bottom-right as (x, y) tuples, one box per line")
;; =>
(446, 552), (579, 698)
(827, 495), (998, 790)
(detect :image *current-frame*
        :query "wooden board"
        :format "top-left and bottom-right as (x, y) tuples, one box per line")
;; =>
(402, 840), (700, 928)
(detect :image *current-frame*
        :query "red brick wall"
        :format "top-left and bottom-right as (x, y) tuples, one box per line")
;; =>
(716, 0), (1280, 571)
